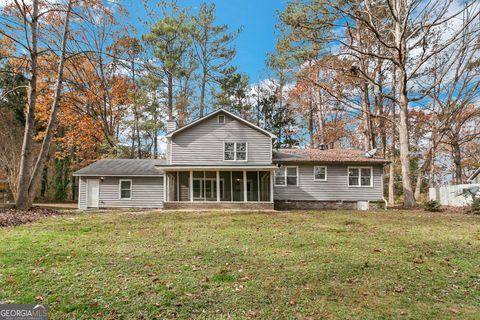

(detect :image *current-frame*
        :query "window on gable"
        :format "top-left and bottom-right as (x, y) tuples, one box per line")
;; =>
(224, 142), (235, 160)
(236, 142), (247, 160)
(348, 167), (372, 187)
(218, 115), (225, 124)
(224, 142), (247, 161)
(274, 166), (297, 186)
(120, 180), (132, 199)
(314, 166), (327, 181)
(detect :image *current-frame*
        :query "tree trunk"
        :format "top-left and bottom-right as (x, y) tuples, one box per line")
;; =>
(130, 129), (135, 158)
(26, 0), (73, 205)
(388, 159), (396, 206)
(308, 95), (314, 148)
(375, 59), (386, 157)
(132, 60), (141, 159)
(71, 175), (77, 201)
(394, 1), (416, 207)
(135, 108), (141, 158)
(452, 140), (463, 184)
(414, 149), (432, 201)
(15, 0), (39, 210)
(397, 67), (415, 207)
(362, 81), (372, 151)
(316, 88), (325, 145)
(199, 65), (207, 118)
(388, 67), (397, 207)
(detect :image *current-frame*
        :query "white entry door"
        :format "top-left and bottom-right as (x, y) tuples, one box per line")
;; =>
(87, 179), (100, 208)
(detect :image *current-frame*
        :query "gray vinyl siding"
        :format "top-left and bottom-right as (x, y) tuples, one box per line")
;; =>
(78, 176), (164, 209)
(79, 177), (87, 209)
(170, 114), (272, 165)
(274, 164), (384, 201)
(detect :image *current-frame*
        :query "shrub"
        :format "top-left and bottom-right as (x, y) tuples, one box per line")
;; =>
(423, 200), (441, 212)
(471, 198), (480, 215)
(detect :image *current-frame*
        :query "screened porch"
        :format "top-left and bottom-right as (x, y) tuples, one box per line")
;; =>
(164, 170), (273, 203)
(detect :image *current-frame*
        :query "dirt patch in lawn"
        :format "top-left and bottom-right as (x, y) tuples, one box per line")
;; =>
(0, 207), (68, 227)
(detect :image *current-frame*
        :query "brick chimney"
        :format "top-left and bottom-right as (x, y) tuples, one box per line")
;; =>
(166, 118), (177, 133)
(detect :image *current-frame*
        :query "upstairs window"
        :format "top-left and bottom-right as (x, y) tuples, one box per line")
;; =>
(314, 166), (327, 181)
(348, 167), (372, 187)
(274, 166), (298, 186)
(119, 179), (132, 199)
(224, 142), (247, 161)
(236, 142), (247, 160)
(218, 115), (225, 124)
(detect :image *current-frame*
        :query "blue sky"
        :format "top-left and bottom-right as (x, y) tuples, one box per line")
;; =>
(122, 0), (286, 84)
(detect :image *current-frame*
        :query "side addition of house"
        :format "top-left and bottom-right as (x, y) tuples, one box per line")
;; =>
(74, 109), (389, 210)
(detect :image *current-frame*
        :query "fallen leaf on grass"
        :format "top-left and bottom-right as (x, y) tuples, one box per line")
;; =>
(394, 285), (404, 293)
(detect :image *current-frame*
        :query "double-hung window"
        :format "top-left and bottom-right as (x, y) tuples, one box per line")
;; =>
(314, 166), (327, 181)
(224, 142), (247, 161)
(348, 167), (372, 187)
(119, 179), (132, 199)
(274, 166), (298, 186)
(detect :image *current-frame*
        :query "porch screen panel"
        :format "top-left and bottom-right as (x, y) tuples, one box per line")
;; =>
(167, 172), (177, 201)
(178, 171), (190, 201)
(220, 171), (232, 201)
(259, 171), (271, 202)
(231, 171), (244, 202)
(204, 171), (217, 201)
(193, 171), (205, 201)
(247, 171), (259, 201)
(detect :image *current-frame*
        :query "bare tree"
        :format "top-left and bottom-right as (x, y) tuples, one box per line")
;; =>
(330, 0), (480, 206)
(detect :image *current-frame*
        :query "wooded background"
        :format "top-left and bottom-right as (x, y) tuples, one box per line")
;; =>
(0, 0), (479, 208)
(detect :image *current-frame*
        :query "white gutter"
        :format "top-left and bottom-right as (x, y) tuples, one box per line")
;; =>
(156, 165), (278, 170)
(72, 174), (164, 177)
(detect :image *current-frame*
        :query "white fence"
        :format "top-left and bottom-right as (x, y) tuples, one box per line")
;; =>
(429, 184), (480, 206)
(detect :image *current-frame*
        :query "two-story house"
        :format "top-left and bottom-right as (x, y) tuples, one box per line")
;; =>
(74, 109), (388, 210)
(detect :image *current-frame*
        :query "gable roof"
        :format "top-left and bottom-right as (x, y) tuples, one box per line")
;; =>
(273, 148), (389, 164)
(165, 108), (277, 138)
(467, 167), (480, 182)
(73, 159), (166, 176)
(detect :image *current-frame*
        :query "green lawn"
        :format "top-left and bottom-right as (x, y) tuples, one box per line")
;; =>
(0, 210), (479, 319)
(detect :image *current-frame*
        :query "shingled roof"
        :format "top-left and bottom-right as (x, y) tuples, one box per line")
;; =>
(272, 149), (389, 164)
(73, 159), (166, 176)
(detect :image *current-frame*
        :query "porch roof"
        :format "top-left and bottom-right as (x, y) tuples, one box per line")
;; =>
(272, 148), (390, 164)
(155, 164), (278, 170)
(73, 159), (166, 176)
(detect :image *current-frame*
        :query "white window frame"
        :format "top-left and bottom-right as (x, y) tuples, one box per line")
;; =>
(119, 179), (132, 200)
(223, 141), (248, 161)
(274, 166), (298, 186)
(218, 115), (225, 124)
(347, 166), (373, 187)
(313, 166), (328, 181)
